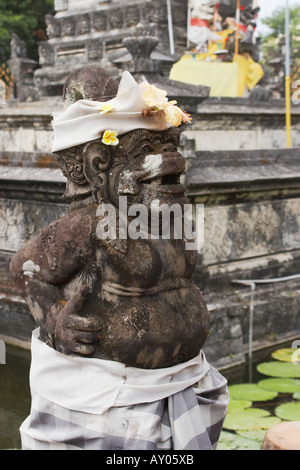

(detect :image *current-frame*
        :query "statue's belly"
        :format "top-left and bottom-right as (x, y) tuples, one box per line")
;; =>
(100, 238), (198, 290)
(92, 286), (209, 368)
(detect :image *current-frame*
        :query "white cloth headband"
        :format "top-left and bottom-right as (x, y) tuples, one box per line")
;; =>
(51, 71), (192, 152)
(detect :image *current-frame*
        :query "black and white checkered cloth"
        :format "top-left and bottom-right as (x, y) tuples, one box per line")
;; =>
(20, 330), (228, 450)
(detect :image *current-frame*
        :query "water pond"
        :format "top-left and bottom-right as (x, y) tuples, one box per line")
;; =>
(0, 344), (31, 450)
(0, 340), (299, 450)
(218, 341), (300, 450)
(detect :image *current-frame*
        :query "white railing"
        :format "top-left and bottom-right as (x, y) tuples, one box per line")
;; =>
(232, 274), (300, 360)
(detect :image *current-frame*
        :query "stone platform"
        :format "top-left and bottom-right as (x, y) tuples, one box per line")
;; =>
(262, 422), (300, 450)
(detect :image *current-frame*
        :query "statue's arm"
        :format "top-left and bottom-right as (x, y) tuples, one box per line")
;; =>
(10, 230), (66, 327)
(10, 209), (99, 354)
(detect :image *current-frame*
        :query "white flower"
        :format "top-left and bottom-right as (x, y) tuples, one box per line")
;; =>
(102, 130), (119, 146)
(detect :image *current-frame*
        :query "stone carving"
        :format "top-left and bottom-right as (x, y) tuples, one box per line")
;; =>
(45, 14), (61, 39)
(10, 66), (229, 451)
(76, 14), (91, 36)
(92, 11), (107, 32)
(8, 34), (39, 102)
(88, 40), (103, 61)
(38, 43), (55, 66)
(108, 9), (124, 30)
(123, 34), (159, 61)
(61, 17), (75, 37)
(10, 33), (27, 59)
(125, 5), (141, 28)
(10, 65), (210, 369)
(35, 0), (190, 97)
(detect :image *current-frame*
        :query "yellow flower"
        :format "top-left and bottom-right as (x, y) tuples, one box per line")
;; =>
(163, 103), (192, 127)
(99, 103), (114, 114)
(141, 83), (168, 109)
(141, 81), (192, 127)
(102, 130), (119, 146)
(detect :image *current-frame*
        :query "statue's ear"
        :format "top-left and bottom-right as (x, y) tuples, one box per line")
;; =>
(83, 140), (112, 190)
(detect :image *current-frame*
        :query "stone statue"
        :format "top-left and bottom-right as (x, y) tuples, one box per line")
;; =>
(11, 65), (228, 450)
(10, 33), (27, 59)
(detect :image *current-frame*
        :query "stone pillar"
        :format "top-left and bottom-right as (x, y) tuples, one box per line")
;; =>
(262, 422), (300, 450)
(8, 34), (39, 102)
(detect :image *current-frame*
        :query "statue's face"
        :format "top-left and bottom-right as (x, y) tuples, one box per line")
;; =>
(107, 128), (189, 209)
(56, 128), (189, 211)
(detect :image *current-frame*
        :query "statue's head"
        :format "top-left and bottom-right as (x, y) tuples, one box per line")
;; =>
(52, 66), (192, 209)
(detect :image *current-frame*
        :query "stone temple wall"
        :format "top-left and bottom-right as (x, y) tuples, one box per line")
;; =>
(185, 147), (300, 367)
(35, 0), (188, 96)
(1, 97), (299, 155)
(0, 92), (300, 368)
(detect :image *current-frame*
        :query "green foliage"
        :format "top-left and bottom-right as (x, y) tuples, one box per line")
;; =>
(275, 402), (300, 421)
(228, 383), (278, 402)
(271, 348), (299, 363)
(227, 400), (252, 412)
(293, 391), (300, 400)
(221, 346), (300, 450)
(223, 407), (281, 432)
(0, 0), (54, 63)
(257, 361), (300, 378)
(260, 4), (300, 65)
(236, 430), (267, 442)
(258, 378), (300, 394)
(217, 431), (262, 451)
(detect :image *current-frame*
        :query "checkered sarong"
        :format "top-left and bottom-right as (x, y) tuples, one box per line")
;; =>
(20, 330), (228, 450)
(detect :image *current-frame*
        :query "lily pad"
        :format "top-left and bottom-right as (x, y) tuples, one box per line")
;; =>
(217, 431), (262, 450)
(257, 361), (300, 378)
(223, 408), (281, 432)
(275, 401), (300, 421)
(229, 383), (278, 402)
(293, 391), (300, 400)
(237, 430), (267, 442)
(227, 400), (252, 412)
(217, 432), (238, 450)
(271, 348), (299, 363)
(258, 378), (300, 394)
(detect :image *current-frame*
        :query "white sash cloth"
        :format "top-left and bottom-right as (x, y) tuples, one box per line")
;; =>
(29, 328), (210, 415)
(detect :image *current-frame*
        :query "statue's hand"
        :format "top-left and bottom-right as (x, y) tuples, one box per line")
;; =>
(47, 287), (100, 356)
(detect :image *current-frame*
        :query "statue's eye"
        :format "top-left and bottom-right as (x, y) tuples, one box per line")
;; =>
(166, 136), (179, 148)
(140, 144), (153, 155)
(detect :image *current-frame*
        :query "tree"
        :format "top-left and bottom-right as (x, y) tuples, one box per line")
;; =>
(259, 4), (300, 87)
(0, 0), (54, 64)
(260, 4), (300, 64)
